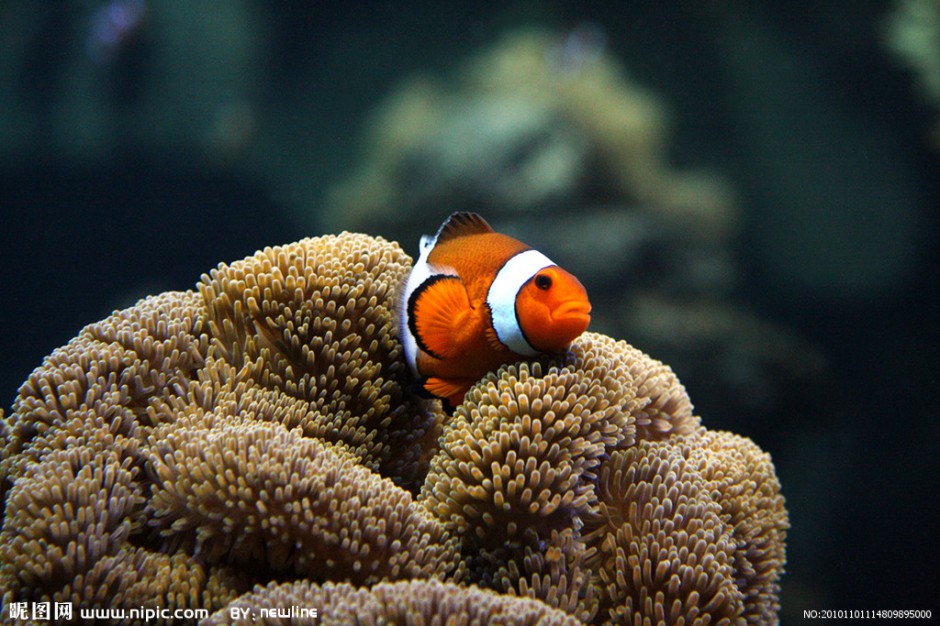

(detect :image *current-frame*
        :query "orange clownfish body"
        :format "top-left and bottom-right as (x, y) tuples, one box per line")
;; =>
(400, 212), (591, 408)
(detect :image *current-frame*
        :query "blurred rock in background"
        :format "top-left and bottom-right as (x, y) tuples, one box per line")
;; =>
(886, 0), (940, 150)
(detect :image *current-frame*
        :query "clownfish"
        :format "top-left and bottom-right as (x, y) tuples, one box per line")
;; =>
(400, 212), (591, 408)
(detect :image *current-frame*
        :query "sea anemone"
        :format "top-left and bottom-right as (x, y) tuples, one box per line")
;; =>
(0, 231), (787, 624)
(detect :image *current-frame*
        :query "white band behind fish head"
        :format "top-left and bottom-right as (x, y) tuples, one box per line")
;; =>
(400, 233), (440, 374)
(487, 249), (555, 356)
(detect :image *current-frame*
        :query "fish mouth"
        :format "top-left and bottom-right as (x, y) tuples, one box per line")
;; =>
(553, 300), (592, 322)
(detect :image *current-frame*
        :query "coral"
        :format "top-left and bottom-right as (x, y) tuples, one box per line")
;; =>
(0, 445), (144, 600)
(1, 290), (208, 487)
(584, 440), (743, 624)
(0, 230), (787, 624)
(419, 332), (702, 619)
(198, 233), (439, 488)
(0, 443), (243, 616)
(146, 413), (460, 584)
(578, 332), (698, 441)
(582, 432), (788, 625)
(206, 579), (582, 626)
(0, 408), (8, 503)
(686, 429), (789, 624)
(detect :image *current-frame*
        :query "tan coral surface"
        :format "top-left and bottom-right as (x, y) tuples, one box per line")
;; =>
(0, 232), (787, 624)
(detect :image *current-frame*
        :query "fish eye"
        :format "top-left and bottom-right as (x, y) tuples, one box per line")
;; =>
(534, 273), (552, 290)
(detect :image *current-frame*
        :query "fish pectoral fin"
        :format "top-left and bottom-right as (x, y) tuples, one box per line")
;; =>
(424, 376), (475, 406)
(411, 275), (472, 359)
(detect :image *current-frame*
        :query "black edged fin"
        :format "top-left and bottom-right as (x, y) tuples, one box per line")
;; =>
(409, 376), (458, 415)
(441, 396), (457, 415)
(410, 376), (438, 399)
(436, 212), (493, 245)
(407, 274), (471, 360)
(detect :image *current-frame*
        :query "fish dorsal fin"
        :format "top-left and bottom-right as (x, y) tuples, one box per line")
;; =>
(435, 212), (493, 245)
(408, 274), (473, 360)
